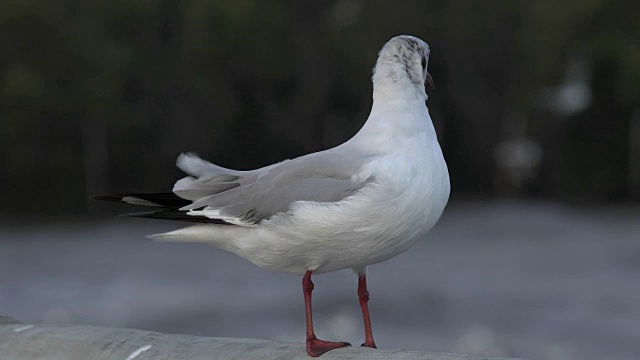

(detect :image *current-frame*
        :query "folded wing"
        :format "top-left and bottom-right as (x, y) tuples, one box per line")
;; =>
(174, 151), (368, 226)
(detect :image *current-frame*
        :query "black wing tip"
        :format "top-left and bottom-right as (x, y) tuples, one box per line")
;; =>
(91, 194), (124, 202)
(119, 211), (163, 220)
(92, 193), (225, 224)
(91, 192), (191, 208)
(122, 210), (230, 225)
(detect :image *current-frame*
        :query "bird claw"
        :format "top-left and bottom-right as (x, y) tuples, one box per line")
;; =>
(306, 338), (351, 357)
(361, 341), (377, 348)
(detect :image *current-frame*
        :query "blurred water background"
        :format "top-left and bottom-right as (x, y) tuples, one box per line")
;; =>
(1, 1), (639, 360)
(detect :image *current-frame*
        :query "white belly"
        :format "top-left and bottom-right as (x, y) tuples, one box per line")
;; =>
(236, 145), (451, 275)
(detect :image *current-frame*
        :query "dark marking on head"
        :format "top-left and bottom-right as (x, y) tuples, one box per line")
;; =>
(375, 36), (431, 92)
(403, 38), (420, 52)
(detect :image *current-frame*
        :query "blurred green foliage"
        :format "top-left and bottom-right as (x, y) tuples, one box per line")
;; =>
(1, 0), (638, 215)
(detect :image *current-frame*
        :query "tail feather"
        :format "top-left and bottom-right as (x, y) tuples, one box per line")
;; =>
(148, 224), (246, 250)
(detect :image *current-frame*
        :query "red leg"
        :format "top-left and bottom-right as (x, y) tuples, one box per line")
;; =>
(358, 274), (377, 348)
(303, 270), (351, 357)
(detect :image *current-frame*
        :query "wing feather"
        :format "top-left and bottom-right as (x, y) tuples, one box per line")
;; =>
(172, 151), (368, 226)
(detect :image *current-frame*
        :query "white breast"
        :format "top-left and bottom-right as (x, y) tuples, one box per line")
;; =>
(239, 124), (450, 275)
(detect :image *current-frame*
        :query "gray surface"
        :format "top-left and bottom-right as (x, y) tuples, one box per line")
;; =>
(0, 323), (524, 360)
(1, 201), (639, 360)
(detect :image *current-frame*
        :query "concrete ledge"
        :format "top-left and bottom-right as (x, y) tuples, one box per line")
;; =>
(0, 323), (526, 360)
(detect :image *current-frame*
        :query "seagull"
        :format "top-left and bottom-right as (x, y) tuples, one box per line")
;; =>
(95, 35), (450, 357)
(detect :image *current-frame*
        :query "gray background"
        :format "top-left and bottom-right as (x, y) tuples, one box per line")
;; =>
(2, 201), (639, 360)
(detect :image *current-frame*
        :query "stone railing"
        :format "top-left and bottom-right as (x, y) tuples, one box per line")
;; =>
(0, 316), (525, 360)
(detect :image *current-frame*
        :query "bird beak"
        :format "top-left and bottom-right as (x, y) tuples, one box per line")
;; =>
(425, 72), (435, 91)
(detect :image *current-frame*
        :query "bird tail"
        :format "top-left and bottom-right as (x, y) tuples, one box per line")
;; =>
(91, 153), (241, 225)
(147, 224), (249, 252)
(92, 191), (240, 244)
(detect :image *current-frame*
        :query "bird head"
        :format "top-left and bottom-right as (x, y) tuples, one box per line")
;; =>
(373, 35), (434, 99)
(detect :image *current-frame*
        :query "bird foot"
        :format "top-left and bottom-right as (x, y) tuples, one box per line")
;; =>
(361, 340), (377, 348)
(306, 338), (351, 357)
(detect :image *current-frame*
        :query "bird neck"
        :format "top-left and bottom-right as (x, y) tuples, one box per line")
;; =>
(355, 80), (435, 149)
(372, 63), (427, 104)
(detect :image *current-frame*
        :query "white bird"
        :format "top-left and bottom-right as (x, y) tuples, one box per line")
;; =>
(95, 35), (450, 357)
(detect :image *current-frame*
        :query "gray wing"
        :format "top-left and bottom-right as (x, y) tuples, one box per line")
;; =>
(172, 152), (368, 226)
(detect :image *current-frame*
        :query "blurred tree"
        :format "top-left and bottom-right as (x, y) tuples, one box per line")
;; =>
(0, 0), (638, 216)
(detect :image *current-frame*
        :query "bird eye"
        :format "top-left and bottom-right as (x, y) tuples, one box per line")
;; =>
(421, 57), (427, 71)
